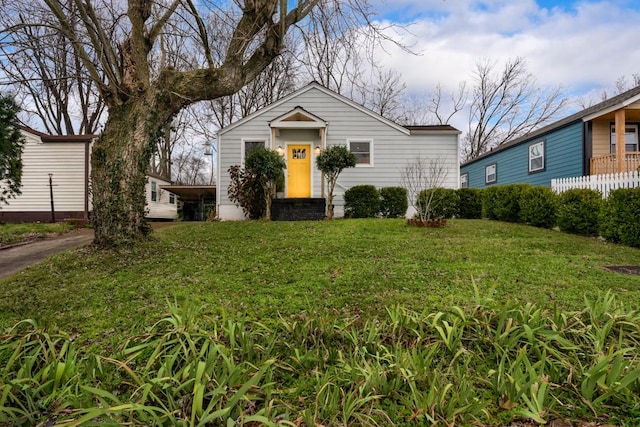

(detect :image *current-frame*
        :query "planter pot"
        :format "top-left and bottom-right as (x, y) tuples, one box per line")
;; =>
(407, 218), (447, 228)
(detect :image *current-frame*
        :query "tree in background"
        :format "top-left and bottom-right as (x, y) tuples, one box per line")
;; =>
(0, 95), (25, 205)
(316, 145), (356, 219)
(464, 57), (566, 161)
(0, 8), (105, 135)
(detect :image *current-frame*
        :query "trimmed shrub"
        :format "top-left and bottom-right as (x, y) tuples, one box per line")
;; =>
(456, 188), (483, 219)
(417, 188), (457, 219)
(344, 185), (380, 218)
(379, 187), (408, 218)
(483, 184), (530, 223)
(600, 188), (640, 247)
(556, 188), (603, 236)
(519, 186), (558, 228)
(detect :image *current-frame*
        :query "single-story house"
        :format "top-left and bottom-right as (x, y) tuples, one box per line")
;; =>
(459, 85), (640, 188)
(0, 127), (178, 223)
(216, 82), (461, 220)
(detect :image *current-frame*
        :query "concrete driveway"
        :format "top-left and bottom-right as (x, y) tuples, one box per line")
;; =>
(0, 222), (183, 281)
(0, 229), (94, 281)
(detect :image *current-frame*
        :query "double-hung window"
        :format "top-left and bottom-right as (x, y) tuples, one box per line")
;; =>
(242, 140), (267, 161)
(347, 139), (373, 166)
(528, 141), (545, 173)
(460, 173), (469, 188)
(151, 181), (158, 202)
(485, 163), (497, 184)
(610, 124), (639, 153)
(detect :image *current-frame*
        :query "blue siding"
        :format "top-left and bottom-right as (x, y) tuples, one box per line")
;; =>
(460, 121), (585, 188)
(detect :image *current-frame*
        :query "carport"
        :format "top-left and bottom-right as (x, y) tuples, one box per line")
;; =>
(160, 185), (216, 221)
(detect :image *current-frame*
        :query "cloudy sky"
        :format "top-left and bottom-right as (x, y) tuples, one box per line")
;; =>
(370, 0), (640, 104)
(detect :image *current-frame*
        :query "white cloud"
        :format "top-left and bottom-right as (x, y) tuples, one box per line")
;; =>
(372, 0), (640, 100)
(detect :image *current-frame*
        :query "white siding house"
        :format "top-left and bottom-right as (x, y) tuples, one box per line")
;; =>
(0, 127), (178, 223)
(145, 173), (179, 220)
(216, 82), (460, 220)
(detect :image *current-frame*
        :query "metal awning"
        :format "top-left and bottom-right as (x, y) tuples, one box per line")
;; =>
(160, 185), (216, 202)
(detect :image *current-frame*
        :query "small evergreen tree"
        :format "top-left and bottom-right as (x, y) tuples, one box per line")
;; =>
(0, 95), (25, 206)
(244, 147), (286, 221)
(316, 145), (356, 219)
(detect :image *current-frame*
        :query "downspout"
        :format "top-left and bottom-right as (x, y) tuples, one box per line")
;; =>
(84, 139), (92, 221)
(320, 127), (326, 198)
(583, 121), (592, 176)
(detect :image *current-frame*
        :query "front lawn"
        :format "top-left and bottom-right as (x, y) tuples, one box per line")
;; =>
(2, 219), (640, 426)
(1, 219), (639, 336)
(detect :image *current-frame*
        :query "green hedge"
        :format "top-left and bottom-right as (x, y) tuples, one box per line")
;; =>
(600, 188), (640, 248)
(483, 184), (530, 223)
(519, 186), (558, 229)
(557, 188), (603, 236)
(456, 188), (483, 219)
(417, 188), (457, 219)
(379, 187), (408, 218)
(344, 185), (380, 218)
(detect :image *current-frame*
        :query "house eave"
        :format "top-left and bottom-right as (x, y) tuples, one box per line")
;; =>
(582, 92), (640, 122)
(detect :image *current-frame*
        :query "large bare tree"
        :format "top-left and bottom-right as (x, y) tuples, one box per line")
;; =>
(0, 3), (105, 135)
(1, 0), (387, 247)
(464, 57), (566, 161)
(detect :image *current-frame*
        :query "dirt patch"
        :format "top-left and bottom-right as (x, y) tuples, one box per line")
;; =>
(602, 265), (640, 275)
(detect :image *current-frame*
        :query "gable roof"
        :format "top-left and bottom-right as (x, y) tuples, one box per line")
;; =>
(218, 81), (412, 136)
(462, 85), (640, 166)
(269, 106), (327, 128)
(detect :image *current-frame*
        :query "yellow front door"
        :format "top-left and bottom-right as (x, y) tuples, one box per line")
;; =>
(287, 144), (311, 198)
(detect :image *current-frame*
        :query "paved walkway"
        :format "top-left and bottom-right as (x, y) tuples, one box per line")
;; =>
(0, 229), (94, 281)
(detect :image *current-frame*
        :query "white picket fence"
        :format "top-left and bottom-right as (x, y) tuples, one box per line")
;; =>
(551, 171), (640, 198)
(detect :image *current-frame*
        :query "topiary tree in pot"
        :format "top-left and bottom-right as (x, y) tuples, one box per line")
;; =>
(316, 145), (356, 219)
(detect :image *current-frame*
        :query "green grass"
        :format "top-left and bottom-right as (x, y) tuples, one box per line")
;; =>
(2, 219), (640, 426)
(0, 222), (74, 245)
(1, 219), (639, 341)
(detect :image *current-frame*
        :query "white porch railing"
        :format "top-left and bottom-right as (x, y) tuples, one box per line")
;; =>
(551, 171), (640, 198)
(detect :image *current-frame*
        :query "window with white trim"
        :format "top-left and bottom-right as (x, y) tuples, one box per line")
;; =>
(485, 163), (497, 184)
(460, 173), (468, 188)
(347, 139), (373, 166)
(528, 141), (545, 173)
(242, 140), (267, 160)
(169, 193), (176, 204)
(151, 181), (157, 202)
(610, 124), (639, 153)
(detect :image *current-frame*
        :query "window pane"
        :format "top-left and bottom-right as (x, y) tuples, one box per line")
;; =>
(610, 126), (639, 153)
(350, 142), (369, 153)
(350, 141), (371, 164)
(151, 182), (157, 202)
(245, 141), (264, 158)
(531, 157), (543, 171)
(485, 165), (496, 183)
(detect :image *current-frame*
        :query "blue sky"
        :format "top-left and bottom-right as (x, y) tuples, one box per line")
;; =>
(369, 0), (640, 108)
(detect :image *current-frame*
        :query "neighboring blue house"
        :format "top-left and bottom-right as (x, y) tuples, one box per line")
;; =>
(460, 85), (640, 188)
